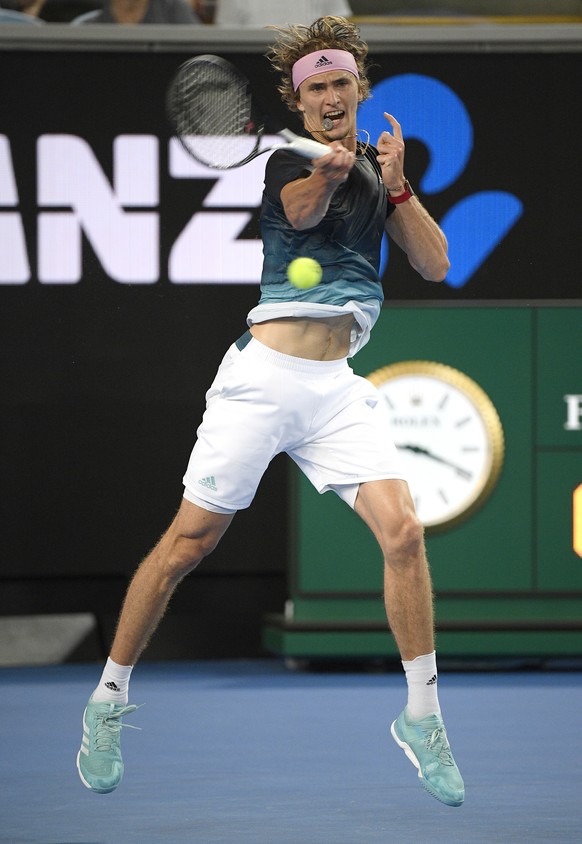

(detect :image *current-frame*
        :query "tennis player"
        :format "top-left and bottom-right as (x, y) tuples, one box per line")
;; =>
(77, 16), (464, 808)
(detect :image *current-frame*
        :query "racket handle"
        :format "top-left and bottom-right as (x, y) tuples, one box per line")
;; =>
(279, 129), (330, 159)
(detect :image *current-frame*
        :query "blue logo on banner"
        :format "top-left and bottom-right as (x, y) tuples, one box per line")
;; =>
(357, 74), (523, 288)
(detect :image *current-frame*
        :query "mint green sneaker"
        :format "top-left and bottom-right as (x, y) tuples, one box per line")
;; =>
(76, 698), (139, 794)
(391, 707), (465, 807)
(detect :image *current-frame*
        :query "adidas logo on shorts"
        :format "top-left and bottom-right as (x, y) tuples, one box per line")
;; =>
(199, 476), (218, 491)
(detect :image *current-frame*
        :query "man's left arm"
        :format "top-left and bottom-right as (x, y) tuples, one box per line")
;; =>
(377, 112), (449, 283)
(385, 196), (450, 282)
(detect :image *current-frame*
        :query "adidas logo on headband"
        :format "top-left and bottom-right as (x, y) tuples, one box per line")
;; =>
(314, 55), (333, 68)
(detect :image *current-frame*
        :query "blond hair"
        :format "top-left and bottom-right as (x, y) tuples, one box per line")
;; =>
(267, 16), (371, 112)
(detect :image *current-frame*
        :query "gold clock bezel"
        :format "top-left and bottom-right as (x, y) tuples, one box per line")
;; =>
(366, 360), (505, 533)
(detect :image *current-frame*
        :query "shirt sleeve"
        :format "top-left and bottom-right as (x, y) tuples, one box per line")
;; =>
(264, 149), (313, 202)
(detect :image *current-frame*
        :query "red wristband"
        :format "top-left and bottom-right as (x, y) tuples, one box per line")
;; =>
(388, 187), (412, 205)
(388, 189), (412, 205)
(387, 179), (414, 205)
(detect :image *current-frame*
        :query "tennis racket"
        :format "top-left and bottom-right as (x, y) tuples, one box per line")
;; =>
(166, 54), (331, 170)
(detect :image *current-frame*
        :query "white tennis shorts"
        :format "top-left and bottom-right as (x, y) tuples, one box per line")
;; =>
(183, 333), (406, 513)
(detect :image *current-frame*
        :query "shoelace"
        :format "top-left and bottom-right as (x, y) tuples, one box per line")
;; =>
(93, 704), (141, 752)
(425, 726), (454, 766)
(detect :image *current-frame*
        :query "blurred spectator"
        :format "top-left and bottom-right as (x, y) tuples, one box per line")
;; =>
(16, 0), (46, 14)
(0, 8), (44, 20)
(72, 0), (200, 23)
(0, 0), (105, 23)
(0, 0), (46, 21)
(189, 0), (214, 22)
(214, 0), (353, 26)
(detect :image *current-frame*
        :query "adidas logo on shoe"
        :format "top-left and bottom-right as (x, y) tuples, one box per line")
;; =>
(198, 476), (218, 491)
(315, 54), (333, 68)
(426, 674), (438, 686)
(105, 681), (120, 691)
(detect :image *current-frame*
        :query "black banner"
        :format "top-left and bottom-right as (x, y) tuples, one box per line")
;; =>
(1, 44), (580, 580)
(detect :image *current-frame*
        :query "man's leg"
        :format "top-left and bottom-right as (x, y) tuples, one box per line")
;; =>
(110, 499), (234, 667)
(355, 479), (464, 807)
(355, 479), (433, 658)
(77, 498), (234, 794)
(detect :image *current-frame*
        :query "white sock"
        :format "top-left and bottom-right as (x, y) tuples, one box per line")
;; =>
(91, 657), (133, 704)
(402, 651), (441, 719)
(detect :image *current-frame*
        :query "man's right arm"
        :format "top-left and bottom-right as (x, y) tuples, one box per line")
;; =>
(280, 144), (355, 230)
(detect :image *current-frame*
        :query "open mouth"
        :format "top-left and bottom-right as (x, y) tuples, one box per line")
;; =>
(322, 110), (344, 129)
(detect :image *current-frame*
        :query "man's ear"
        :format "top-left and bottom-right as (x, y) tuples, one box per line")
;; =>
(296, 100), (305, 113)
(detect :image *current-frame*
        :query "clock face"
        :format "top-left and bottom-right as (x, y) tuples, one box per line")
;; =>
(367, 361), (504, 532)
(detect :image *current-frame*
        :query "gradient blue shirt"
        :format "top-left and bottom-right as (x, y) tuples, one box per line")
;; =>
(258, 139), (394, 308)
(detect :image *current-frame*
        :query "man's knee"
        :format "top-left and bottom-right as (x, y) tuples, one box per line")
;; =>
(167, 534), (212, 577)
(383, 511), (426, 567)
(154, 513), (230, 583)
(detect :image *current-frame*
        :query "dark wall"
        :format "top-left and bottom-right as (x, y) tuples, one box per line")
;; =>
(1, 41), (580, 658)
(0, 50), (294, 658)
(0, 276), (290, 657)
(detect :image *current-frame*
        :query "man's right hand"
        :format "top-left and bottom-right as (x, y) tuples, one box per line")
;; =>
(312, 142), (355, 186)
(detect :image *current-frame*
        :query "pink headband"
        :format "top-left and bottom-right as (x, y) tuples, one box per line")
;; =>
(292, 49), (359, 92)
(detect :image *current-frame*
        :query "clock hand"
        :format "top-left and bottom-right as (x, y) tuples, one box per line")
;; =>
(397, 443), (473, 480)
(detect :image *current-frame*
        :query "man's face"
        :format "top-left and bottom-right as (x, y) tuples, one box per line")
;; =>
(296, 71), (360, 140)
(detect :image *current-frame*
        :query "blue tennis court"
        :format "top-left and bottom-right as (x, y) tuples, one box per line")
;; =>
(1, 660), (580, 844)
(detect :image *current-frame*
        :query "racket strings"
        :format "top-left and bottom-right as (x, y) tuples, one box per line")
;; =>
(170, 60), (259, 169)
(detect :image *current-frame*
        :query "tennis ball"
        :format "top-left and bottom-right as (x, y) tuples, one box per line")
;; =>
(287, 257), (322, 289)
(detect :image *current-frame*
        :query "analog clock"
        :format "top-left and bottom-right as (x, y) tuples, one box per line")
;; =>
(366, 360), (505, 532)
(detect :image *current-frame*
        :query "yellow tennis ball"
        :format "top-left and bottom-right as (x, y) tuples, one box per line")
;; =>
(287, 257), (322, 289)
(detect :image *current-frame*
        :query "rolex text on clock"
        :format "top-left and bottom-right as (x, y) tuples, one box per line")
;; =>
(366, 361), (505, 532)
